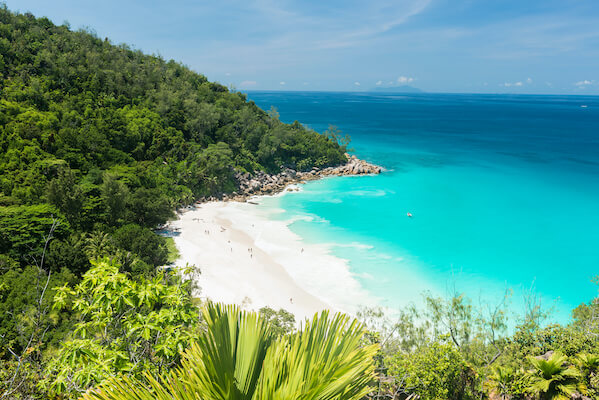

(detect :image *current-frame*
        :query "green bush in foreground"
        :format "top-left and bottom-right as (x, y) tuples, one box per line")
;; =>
(575, 353), (599, 398)
(526, 352), (585, 400)
(386, 340), (479, 400)
(81, 303), (378, 400)
(42, 258), (200, 396)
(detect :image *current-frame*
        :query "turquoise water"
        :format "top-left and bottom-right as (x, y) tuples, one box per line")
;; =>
(247, 92), (599, 322)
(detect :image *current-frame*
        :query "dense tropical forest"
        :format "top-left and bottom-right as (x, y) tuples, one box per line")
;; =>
(1, 5), (599, 400)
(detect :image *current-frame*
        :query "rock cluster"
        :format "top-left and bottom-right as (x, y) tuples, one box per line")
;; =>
(204, 154), (382, 203)
(317, 154), (383, 177)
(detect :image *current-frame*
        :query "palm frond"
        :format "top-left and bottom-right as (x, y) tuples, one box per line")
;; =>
(81, 304), (377, 400)
(256, 310), (378, 400)
(183, 303), (274, 400)
(526, 352), (585, 400)
(81, 371), (203, 400)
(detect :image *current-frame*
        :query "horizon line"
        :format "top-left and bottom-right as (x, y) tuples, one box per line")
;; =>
(237, 89), (599, 97)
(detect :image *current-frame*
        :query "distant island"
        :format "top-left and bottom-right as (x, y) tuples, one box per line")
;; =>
(370, 85), (424, 93)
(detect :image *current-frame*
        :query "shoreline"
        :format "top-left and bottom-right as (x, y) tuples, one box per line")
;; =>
(192, 153), (383, 204)
(169, 156), (383, 321)
(170, 198), (378, 322)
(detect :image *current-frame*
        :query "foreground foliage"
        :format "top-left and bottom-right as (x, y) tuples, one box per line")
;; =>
(41, 258), (199, 396)
(361, 290), (599, 400)
(526, 352), (584, 400)
(82, 303), (378, 400)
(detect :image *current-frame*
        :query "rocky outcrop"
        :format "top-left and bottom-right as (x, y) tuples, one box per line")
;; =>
(317, 154), (383, 177)
(196, 154), (383, 203)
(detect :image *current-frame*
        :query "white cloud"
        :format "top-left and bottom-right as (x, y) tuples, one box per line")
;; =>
(526, 77), (533, 84)
(354, 81), (361, 86)
(302, 82), (309, 86)
(225, 72), (231, 76)
(376, 80), (383, 86)
(310, 0), (434, 49)
(279, 81), (286, 85)
(575, 80), (593, 86)
(501, 81), (523, 87)
(239, 80), (257, 88)
(242, 0), (433, 52)
(397, 76), (414, 84)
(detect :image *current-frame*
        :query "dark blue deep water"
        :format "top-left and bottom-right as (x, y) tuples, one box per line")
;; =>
(247, 91), (599, 322)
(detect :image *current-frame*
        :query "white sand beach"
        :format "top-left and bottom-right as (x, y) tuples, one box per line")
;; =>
(170, 195), (376, 322)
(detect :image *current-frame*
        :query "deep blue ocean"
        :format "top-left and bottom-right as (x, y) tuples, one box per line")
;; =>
(246, 91), (599, 323)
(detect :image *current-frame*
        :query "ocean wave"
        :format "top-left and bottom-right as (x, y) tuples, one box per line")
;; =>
(285, 213), (330, 225)
(354, 271), (375, 280)
(348, 189), (392, 197)
(329, 242), (374, 250)
(316, 198), (342, 204)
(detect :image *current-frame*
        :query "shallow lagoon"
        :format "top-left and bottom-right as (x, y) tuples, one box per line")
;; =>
(248, 91), (599, 322)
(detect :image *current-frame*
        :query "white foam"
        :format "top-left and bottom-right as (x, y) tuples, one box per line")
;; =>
(328, 242), (375, 250)
(170, 201), (378, 321)
(349, 189), (390, 197)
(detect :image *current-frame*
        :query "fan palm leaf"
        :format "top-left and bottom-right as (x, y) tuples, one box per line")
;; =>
(575, 353), (599, 372)
(256, 310), (378, 400)
(526, 352), (585, 400)
(183, 303), (274, 400)
(81, 303), (377, 400)
(82, 371), (203, 400)
(487, 365), (516, 399)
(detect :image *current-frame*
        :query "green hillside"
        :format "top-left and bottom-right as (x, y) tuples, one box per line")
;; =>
(0, 5), (346, 272)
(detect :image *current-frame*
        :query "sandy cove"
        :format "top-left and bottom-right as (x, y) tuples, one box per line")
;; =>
(170, 156), (382, 322)
(170, 195), (378, 323)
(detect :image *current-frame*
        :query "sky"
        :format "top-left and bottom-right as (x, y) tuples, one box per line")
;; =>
(6, 0), (599, 94)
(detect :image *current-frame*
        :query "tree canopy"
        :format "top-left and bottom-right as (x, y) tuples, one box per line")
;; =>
(0, 4), (347, 270)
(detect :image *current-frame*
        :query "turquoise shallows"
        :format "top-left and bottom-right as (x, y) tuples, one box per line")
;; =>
(247, 91), (599, 323)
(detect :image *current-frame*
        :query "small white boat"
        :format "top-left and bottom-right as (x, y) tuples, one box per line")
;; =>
(581, 105), (588, 108)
